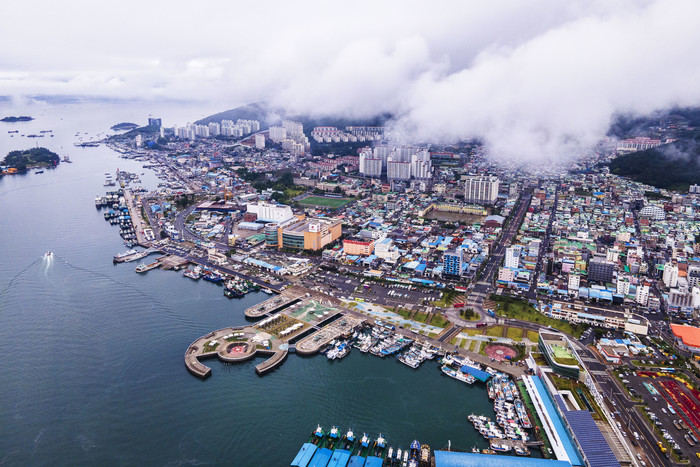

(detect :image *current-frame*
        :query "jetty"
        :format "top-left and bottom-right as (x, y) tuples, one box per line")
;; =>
(244, 293), (303, 318)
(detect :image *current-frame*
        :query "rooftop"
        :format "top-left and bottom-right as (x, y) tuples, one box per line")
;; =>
(670, 323), (700, 348)
(434, 451), (572, 467)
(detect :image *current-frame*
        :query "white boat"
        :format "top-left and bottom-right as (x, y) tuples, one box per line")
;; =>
(346, 429), (355, 442)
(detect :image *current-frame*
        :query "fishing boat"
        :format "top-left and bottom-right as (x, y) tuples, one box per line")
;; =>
(489, 442), (511, 452)
(345, 428), (355, 443)
(514, 446), (530, 456)
(361, 433), (371, 448)
(376, 434), (386, 449)
(420, 444), (430, 464)
(314, 425), (324, 439)
(329, 426), (339, 439)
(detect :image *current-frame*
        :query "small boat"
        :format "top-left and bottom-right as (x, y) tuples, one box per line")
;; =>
(514, 446), (530, 456)
(45, 251), (53, 257)
(262, 288), (274, 294)
(35, 170), (44, 174)
(361, 433), (370, 447)
(314, 425), (324, 438)
(345, 429), (355, 442)
(420, 444), (430, 463)
(376, 434), (386, 449)
(396, 448), (402, 461)
(387, 447), (394, 460)
(329, 426), (339, 439)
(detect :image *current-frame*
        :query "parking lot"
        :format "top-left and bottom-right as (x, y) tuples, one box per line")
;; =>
(616, 369), (700, 463)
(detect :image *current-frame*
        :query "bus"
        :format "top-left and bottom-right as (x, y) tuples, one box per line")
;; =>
(454, 303), (465, 308)
(476, 323), (487, 328)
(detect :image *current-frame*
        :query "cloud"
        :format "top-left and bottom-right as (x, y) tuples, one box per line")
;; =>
(2, 0), (700, 162)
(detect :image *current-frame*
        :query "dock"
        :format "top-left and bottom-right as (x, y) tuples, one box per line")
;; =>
(244, 293), (303, 318)
(296, 315), (364, 355)
(123, 189), (149, 247)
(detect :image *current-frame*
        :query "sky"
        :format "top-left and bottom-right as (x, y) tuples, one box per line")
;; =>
(2, 0), (700, 162)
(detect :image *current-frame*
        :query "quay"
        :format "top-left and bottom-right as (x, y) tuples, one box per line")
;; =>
(244, 293), (303, 318)
(296, 315), (364, 355)
(123, 189), (149, 247)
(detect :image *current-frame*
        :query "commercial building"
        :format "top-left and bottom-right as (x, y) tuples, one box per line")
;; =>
(538, 331), (581, 380)
(246, 201), (294, 223)
(343, 238), (375, 256)
(670, 323), (700, 354)
(265, 217), (342, 251)
(505, 246), (521, 269)
(464, 175), (499, 205)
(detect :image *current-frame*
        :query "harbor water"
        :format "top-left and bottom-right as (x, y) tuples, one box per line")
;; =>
(1, 102), (507, 465)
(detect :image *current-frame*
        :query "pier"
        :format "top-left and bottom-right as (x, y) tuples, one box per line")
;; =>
(244, 293), (303, 318)
(296, 315), (364, 355)
(185, 325), (290, 379)
(123, 189), (149, 247)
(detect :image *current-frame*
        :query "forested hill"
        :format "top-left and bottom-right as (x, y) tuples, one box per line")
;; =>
(609, 131), (700, 191)
(195, 102), (392, 132)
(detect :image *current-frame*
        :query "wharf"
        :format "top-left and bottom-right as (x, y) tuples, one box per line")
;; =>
(123, 189), (148, 247)
(158, 254), (189, 270)
(296, 315), (364, 355)
(245, 293), (303, 318)
(185, 325), (288, 379)
(114, 249), (152, 263)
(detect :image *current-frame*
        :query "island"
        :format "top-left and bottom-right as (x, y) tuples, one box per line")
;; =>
(1, 147), (60, 172)
(1, 116), (34, 122)
(111, 122), (139, 131)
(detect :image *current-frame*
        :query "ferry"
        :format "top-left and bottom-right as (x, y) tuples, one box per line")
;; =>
(182, 266), (202, 280)
(135, 261), (159, 273)
(113, 249), (137, 261)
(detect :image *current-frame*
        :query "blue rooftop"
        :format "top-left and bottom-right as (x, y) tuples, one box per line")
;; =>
(326, 449), (351, 467)
(291, 443), (318, 467)
(434, 451), (572, 467)
(363, 457), (383, 467)
(308, 447), (333, 467)
(460, 364), (491, 382)
(562, 410), (619, 467)
(346, 456), (365, 467)
(531, 376), (583, 466)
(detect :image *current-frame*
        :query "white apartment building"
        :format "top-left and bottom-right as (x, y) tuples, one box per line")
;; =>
(464, 175), (499, 205)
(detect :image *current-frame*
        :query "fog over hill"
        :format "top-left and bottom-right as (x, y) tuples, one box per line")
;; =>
(4, 1), (700, 164)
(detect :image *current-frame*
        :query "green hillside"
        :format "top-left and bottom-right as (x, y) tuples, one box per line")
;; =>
(609, 132), (700, 191)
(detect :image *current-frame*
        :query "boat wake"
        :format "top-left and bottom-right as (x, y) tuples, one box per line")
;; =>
(0, 257), (44, 297)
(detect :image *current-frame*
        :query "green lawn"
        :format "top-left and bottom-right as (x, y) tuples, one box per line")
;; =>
(486, 326), (504, 337)
(297, 195), (352, 208)
(527, 330), (539, 342)
(506, 327), (523, 341)
(429, 313), (450, 328)
(490, 294), (584, 338)
(413, 311), (429, 323)
(463, 328), (483, 336)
